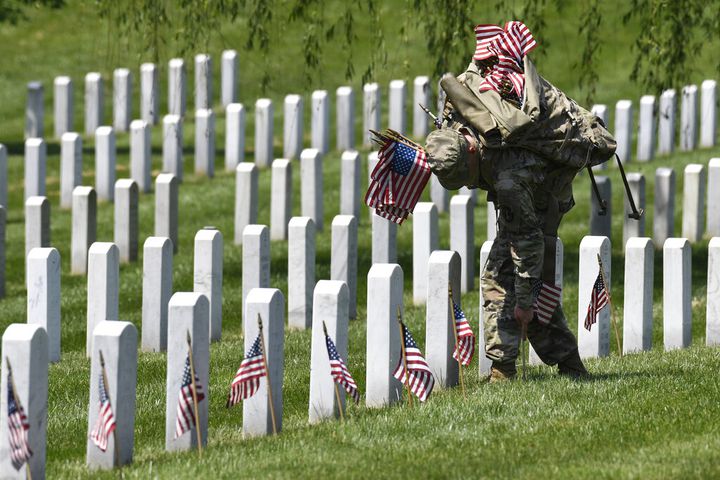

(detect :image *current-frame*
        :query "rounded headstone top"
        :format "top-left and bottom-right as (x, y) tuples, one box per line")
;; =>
(625, 237), (653, 250)
(363, 82), (379, 92)
(331, 215), (356, 227)
(285, 94), (302, 103)
(246, 287), (283, 306)
(236, 162), (256, 173)
(25, 137), (45, 147)
(140, 62), (156, 71)
(255, 98), (272, 108)
(27, 246), (59, 261)
(226, 103), (244, 113)
(272, 158), (290, 168)
(616, 99), (632, 108)
(54, 76), (71, 85)
(96, 125), (114, 136)
(663, 237), (690, 250)
(682, 84), (698, 94)
(336, 86), (353, 95)
(414, 75), (430, 84)
(168, 58), (185, 67)
(163, 114), (181, 124)
(25, 195), (48, 206)
(685, 163), (704, 174)
(89, 241), (119, 255)
(341, 150), (360, 161)
(2, 322), (47, 343)
(195, 53), (211, 62)
(312, 90), (328, 98)
(390, 79), (406, 88)
(85, 72), (102, 81)
(300, 148), (321, 160)
(222, 49), (238, 59)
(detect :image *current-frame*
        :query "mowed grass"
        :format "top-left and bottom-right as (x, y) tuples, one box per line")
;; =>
(0, 1), (719, 478)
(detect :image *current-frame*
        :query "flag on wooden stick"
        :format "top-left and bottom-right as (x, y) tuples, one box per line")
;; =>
(324, 329), (360, 404)
(393, 322), (435, 402)
(532, 280), (562, 325)
(226, 333), (267, 407)
(584, 266), (609, 331)
(6, 363), (32, 471)
(90, 367), (117, 452)
(452, 301), (476, 366)
(174, 354), (205, 439)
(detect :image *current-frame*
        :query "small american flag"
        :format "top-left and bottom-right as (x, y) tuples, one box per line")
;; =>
(90, 370), (116, 452)
(532, 280), (562, 325)
(174, 354), (205, 439)
(324, 331), (360, 404)
(365, 130), (431, 225)
(452, 301), (476, 366)
(6, 367), (32, 471)
(393, 322), (435, 402)
(227, 333), (266, 407)
(584, 267), (609, 331)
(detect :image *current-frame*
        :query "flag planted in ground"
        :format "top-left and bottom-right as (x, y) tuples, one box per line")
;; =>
(393, 322), (435, 402)
(324, 331), (360, 404)
(584, 266), (609, 331)
(6, 365), (32, 471)
(174, 354), (205, 439)
(90, 368), (116, 452)
(452, 301), (476, 366)
(227, 333), (266, 407)
(532, 280), (562, 325)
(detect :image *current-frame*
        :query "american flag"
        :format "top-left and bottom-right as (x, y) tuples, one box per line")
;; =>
(174, 354), (205, 439)
(6, 367), (32, 471)
(532, 280), (562, 325)
(452, 301), (476, 366)
(90, 370), (116, 452)
(365, 130), (431, 225)
(584, 267), (609, 331)
(324, 332), (360, 404)
(393, 322), (435, 402)
(227, 333), (266, 407)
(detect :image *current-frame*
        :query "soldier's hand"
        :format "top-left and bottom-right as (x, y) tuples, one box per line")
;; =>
(514, 305), (533, 336)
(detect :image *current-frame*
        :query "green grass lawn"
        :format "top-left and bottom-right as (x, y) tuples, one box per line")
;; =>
(0, 1), (720, 478)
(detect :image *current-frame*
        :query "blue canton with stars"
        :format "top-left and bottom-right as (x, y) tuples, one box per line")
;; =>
(403, 324), (420, 348)
(391, 143), (418, 176)
(325, 335), (341, 361)
(246, 335), (263, 359)
(453, 302), (466, 321)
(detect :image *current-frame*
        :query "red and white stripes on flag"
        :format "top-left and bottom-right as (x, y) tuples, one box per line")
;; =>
(90, 370), (117, 452)
(584, 267), (609, 331)
(174, 354), (205, 439)
(227, 333), (267, 407)
(452, 301), (476, 366)
(473, 21), (537, 100)
(325, 332), (360, 404)
(533, 281), (562, 325)
(393, 322), (435, 402)
(365, 130), (431, 225)
(6, 367), (32, 471)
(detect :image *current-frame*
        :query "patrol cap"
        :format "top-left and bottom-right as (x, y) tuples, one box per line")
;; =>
(425, 127), (471, 190)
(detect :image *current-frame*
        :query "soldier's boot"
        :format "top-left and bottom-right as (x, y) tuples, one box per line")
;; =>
(557, 350), (590, 379)
(489, 361), (517, 383)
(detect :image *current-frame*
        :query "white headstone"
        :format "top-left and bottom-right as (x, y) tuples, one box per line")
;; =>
(194, 228), (223, 342)
(706, 237), (720, 346)
(95, 126), (116, 202)
(242, 225), (270, 315)
(591, 104), (608, 126)
(372, 213), (397, 264)
(85, 72), (103, 135)
(680, 85), (698, 151)
(389, 80), (407, 134)
(162, 114), (183, 181)
(243, 288), (284, 436)
(701, 79), (717, 147)
(311, 90), (329, 154)
(235, 163), (258, 245)
(142, 237), (173, 352)
(413, 202), (439, 305)
(331, 215), (358, 319)
(54, 76), (73, 137)
(60, 133), (82, 208)
(340, 150), (360, 218)
(86, 242), (119, 356)
(168, 58), (187, 117)
(27, 247), (61, 362)
(309, 281), (349, 423)
(130, 120), (151, 193)
(24, 138), (46, 200)
(653, 167), (675, 248)
(255, 98), (273, 168)
(270, 159), (292, 241)
(430, 176), (449, 213)
(623, 237), (653, 353)
(708, 159), (720, 236)
(221, 50), (238, 107)
(283, 94), (304, 159)
(413, 76), (431, 138)
(426, 250), (460, 387)
(194, 54), (212, 110)
(71, 186), (97, 274)
(623, 173), (645, 245)
(155, 174), (179, 253)
(577, 236), (610, 358)
(450, 195), (474, 293)
(194, 108), (215, 178)
(336, 86), (355, 150)
(458, 187), (478, 205)
(363, 83), (380, 147)
(113, 68), (132, 132)
(614, 100), (633, 163)
(637, 95), (656, 161)
(26, 82), (43, 139)
(140, 63), (159, 125)
(487, 201), (498, 241)
(225, 103), (246, 171)
(86, 321), (137, 468)
(300, 148), (323, 230)
(366, 263), (403, 407)
(0, 324), (48, 480)
(114, 179), (138, 262)
(589, 176), (611, 238)
(165, 293), (209, 451)
(288, 217), (315, 330)
(681, 163), (705, 242)
(367, 151), (379, 221)
(663, 238), (691, 350)
(658, 89), (676, 155)
(25, 196), (50, 260)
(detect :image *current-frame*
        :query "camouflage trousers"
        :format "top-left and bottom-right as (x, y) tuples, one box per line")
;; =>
(481, 234), (579, 366)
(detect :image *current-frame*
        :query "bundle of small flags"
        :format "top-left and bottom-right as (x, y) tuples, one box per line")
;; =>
(6, 366), (33, 471)
(532, 280), (563, 325)
(174, 354), (205, 439)
(227, 332), (267, 407)
(90, 368), (117, 452)
(584, 265), (609, 331)
(393, 322), (435, 402)
(324, 329), (360, 404)
(364, 129), (431, 225)
(452, 301), (476, 366)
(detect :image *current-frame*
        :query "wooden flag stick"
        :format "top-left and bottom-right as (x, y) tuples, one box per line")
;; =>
(396, 307), (414, 408)
(447, 285), (466, 398)
(323, 322), (345, 421)
(257, 314), (278, 435)
(98, 350), (120, 466)
(185, 331), (203, 455)
(597, 254), (623, 357)
(6, 359), (32, 480)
